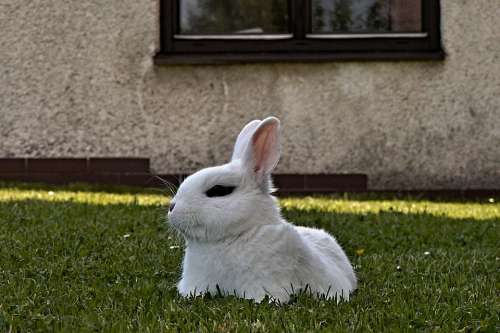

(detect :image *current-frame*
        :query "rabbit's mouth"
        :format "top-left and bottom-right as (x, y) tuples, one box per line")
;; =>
(168, 212), (206, 239)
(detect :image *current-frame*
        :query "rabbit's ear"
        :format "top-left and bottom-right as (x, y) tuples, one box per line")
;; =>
(231, 119), (261, 161)
(242, 117), (281, 182)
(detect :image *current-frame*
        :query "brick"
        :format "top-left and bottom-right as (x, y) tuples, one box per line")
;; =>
(305, 174), (367, 191)
(84, 173), (122, 185)
(23, 173), (72, 185)
(120, 173), (157, 187)
(88, 158), (150, 173)
(27, 158), (87, 173)
(0, 159), (26, 173)
(273, 174), (305, 190)
(0, 173), (28, 182)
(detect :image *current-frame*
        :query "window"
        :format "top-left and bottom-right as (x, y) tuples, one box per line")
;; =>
(155, 0), (444, 64)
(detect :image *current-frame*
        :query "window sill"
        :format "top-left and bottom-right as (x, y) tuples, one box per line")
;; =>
(154, 50), (445, 65)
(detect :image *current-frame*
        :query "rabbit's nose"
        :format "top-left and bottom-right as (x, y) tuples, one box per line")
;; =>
(169, 202), (176, 212)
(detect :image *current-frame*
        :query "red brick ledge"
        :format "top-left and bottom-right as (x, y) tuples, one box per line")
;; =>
(0, 158), (149, 173)
(1, 158), (498, 198)
(0, 158), (367, 193)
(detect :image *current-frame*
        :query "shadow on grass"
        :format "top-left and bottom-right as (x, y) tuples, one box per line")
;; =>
(1, 181), (498, 203)
(0, 181), (171, 196)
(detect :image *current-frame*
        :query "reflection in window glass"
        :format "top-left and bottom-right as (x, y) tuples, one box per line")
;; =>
(179, 0), (289, 34)
(312, 0), (422, 33)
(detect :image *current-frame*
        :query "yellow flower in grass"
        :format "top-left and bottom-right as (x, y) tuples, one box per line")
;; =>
(356, 248), (365, 256)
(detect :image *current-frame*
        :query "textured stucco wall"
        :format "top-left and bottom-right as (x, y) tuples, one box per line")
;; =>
(1, 0), (499, 190)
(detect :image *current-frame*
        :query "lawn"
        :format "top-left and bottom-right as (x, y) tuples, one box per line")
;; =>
(0, 183), (498, 332)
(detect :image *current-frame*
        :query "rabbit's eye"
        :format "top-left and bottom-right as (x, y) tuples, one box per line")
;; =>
(206, 185), (236, 198)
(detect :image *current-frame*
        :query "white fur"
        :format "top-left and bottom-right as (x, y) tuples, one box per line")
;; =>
(168, 117), (357, 302)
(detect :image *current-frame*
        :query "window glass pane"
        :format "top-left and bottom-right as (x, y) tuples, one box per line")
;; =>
(312, 0), (422, 33)
(179, 0), (289, 34)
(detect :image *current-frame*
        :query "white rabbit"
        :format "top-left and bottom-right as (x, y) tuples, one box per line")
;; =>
(168, 117), (357, 303)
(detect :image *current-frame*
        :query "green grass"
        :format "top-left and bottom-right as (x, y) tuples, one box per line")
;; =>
(0, 183), (498, 332)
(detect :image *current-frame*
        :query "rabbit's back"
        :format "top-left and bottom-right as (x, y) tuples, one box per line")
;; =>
(295, 226), (357, 294)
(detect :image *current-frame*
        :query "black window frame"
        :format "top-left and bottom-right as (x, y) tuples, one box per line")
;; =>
(155, 0), (444, 65)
